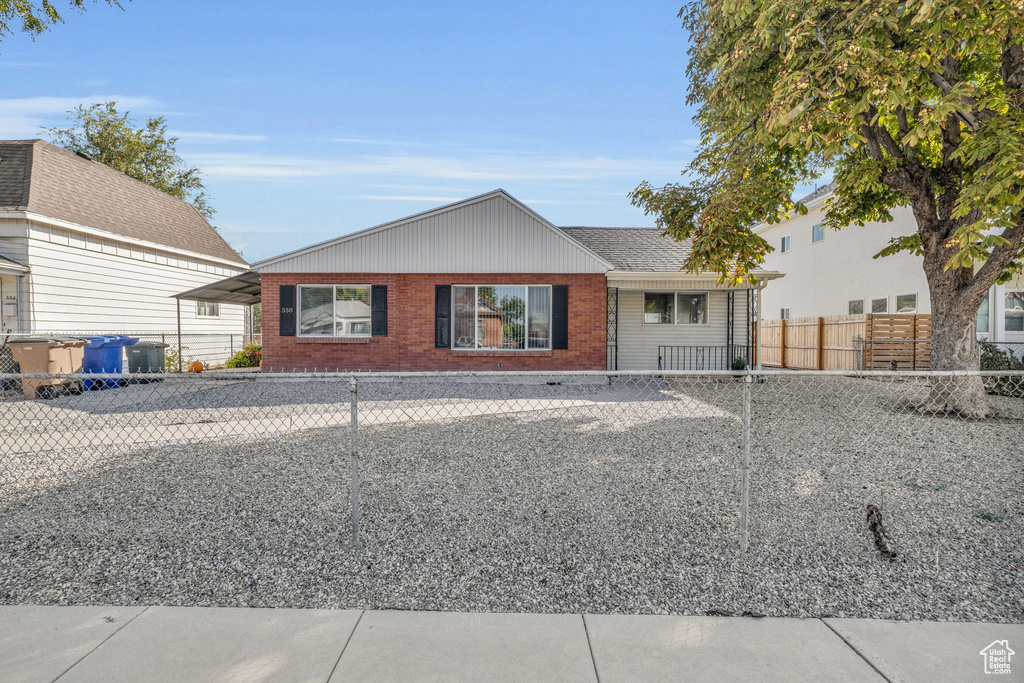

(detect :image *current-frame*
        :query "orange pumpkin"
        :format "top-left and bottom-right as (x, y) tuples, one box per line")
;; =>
(188, 361), (205, 373)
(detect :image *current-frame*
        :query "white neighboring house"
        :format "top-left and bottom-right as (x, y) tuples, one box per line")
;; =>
(757, 185), (1024, 343)
(0, 139), (249, 362)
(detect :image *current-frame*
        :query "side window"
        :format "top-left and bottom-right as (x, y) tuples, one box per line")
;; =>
(871, 297), (888, 314)
(644, 292), (675, 324)
(896, 294), (917, 313)
(812, 223), (824, 244)
(196, 301), (220, 317)
(848, 300), (864, 315)
(977, 294), (991, 334)
(781, 235), (791, 253)
(1006, 291), (1024, 332)
(780, 308), (790, 320)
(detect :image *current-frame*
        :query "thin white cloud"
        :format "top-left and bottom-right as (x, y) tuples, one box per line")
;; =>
(193, 152), (684, 182)
(0, 94), (161, 138)
(216, 222), (294, 235)
(169, 130), (267, 143)
(367, 182), (478, 194)
(343, 194), (466, 202)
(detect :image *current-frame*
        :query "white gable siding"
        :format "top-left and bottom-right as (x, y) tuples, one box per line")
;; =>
(23, 222), (247, 334)
(258, 195), (610, 274)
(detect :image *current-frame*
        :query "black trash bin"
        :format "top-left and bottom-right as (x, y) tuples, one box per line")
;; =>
(125, 341), (169, 382)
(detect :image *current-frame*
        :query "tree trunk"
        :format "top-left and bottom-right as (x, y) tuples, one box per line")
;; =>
(920, 260), (990, 418)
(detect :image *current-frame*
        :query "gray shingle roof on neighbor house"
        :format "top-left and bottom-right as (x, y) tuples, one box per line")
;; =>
(558, 227), (692, 272)
(796, 182), (837, 205)
(0, 139), (246, 265)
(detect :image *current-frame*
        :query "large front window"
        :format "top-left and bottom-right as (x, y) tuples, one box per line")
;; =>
(298, 284), (371, 337)
(644, 292), (708, 324)
(453, 285), (551, 350)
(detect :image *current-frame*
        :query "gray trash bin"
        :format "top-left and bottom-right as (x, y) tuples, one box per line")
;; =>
(125, 341), (168, 382)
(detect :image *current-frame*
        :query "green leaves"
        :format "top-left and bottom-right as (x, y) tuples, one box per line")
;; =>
(45, 102), (215, 220)
(636, 0), (1023, 287)
(0, 1), (125, 41)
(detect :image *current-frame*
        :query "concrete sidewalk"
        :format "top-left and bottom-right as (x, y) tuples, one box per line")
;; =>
(1, 606), (1020, 682)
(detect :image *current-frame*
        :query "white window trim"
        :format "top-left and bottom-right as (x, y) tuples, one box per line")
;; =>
(296, 283), (373, 338)
(871, 296), (889, 314)
(896, 293), (918, 314)
(811, 223), (825, 244)
(452, 284), (552, 351)
(781, 234), (791, 253)
(848, 299), (865, 315)
(196, 301), (221, 318)
(642, 291), (711, 326)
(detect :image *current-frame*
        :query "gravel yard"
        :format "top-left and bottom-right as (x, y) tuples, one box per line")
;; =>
(1, 374), (1022, 622)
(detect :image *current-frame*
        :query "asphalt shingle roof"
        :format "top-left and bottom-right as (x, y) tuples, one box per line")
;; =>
(0, 139), (246, 265)
(559, 227), (692, 272)
(796, 182), (837, 205)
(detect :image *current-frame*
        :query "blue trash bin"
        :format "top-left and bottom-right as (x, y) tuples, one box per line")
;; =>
(81, 335), (139, 390)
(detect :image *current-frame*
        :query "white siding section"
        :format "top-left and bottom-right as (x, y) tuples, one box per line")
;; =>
(759, 205), (930, 318)
(23, 223), (247, 335)
(259, 194), (610, 274)
(0, 219), (30, 265)
(759, 201), (1024, 341)
(615, 289), (739, 370)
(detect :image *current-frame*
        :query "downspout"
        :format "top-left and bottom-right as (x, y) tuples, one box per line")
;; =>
(17, 273), (27, 333)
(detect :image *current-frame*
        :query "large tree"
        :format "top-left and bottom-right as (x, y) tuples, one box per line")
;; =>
(631, 0), (1024, 415)
(0, 0), (124, 41)
(45, 102), (215, 220)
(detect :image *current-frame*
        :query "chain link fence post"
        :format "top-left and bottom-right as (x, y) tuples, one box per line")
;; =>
(740, 372), (753, 552)
(349, 374), (360, 545)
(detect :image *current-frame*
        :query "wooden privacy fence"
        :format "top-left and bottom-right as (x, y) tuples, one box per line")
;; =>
(760, 314), (932, 370)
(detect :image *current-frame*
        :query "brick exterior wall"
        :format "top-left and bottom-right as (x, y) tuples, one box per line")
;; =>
(261, 273), (607, 371)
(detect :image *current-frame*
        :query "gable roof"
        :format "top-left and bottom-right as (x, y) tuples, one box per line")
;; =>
(558, 227), (693, 272)
(0, 139), (246, 265)
(253, 189), (614, 274)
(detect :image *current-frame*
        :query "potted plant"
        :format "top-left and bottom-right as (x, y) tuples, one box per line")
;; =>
(732, 357), (748, 378)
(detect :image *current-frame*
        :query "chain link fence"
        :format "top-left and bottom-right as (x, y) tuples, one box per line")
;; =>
(1, 369), (1021, 621)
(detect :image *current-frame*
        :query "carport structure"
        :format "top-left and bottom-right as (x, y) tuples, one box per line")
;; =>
(171, 270), (261, 371)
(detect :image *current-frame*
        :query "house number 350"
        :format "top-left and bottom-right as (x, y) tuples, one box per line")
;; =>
(281, 307), (294, 313)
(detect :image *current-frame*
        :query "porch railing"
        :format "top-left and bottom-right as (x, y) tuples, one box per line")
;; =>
(658, 345), (753, 371)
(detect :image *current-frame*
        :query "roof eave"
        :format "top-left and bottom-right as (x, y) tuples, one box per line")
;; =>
(1, 210), (249, 268)
(606, 269), (783, 282)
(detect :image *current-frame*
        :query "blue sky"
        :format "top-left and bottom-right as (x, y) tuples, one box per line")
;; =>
(1, 1), (705, 262)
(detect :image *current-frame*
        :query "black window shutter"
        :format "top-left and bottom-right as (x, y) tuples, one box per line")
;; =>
(435, 285), (452, 348)
(552, 285), (569, 350)
(279, 285), (296, 337)
(371, 285), (388, 336)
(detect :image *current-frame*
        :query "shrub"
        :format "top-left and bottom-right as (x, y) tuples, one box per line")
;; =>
(165, 346), (182, 372)
(225, 344), (261, 368)
(980, 343), (1024, 398)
